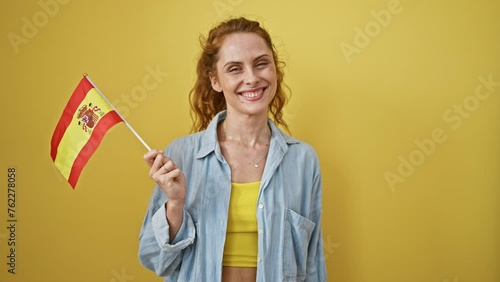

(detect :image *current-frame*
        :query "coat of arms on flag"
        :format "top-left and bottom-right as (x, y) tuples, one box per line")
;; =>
(77, 103), (104, 133)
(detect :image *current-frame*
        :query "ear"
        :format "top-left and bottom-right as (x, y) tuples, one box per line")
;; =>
(209, 73), (222, 92)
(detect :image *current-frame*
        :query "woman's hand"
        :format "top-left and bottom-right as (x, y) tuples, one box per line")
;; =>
(144, 150), (187, 205)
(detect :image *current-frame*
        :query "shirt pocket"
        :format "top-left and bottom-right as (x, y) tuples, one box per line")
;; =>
(282, 208), (316, 281)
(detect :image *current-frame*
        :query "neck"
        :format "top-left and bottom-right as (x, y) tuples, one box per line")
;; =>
(221, 112), (270, 147)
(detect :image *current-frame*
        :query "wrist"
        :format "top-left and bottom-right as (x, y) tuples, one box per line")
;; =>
(165, 200), (184, 239)
(166, 200), (184, 211)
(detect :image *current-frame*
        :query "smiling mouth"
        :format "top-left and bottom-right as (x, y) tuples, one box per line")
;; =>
(240, 87), (266, 98)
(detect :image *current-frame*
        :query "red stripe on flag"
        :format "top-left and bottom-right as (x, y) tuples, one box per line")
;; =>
(67, 111), (123, 188)
(50, 78), (94, 161)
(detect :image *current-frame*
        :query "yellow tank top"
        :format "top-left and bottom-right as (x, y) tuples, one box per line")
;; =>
(222, 181), (260, 268)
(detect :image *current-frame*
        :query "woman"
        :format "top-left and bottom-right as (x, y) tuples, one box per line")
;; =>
(138, 17), (327, 281)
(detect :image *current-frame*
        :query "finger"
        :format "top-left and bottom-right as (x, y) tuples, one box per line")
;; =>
(164, 168), (182, 187)
(167, 168), (181, 180)
(154, 166), (178, 186)
(144, 150), (163, 167)
(162, 159), (177, 174)
(150, 154), (167, 178)
(143, 149), (162, 160)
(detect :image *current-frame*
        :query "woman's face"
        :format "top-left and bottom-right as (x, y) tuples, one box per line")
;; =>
(210, 32), (277, 119)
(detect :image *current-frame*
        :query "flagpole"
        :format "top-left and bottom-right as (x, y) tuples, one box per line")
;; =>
(83, 74), (152, 151)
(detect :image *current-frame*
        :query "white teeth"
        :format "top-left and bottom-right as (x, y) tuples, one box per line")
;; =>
(241, 89), (263, 98)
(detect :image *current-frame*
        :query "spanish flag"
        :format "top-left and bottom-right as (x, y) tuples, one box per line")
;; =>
(50, 76), (123, 188)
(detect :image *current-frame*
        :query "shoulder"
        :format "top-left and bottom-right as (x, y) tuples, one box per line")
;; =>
(166, 111), (224, 151)
(167, 131), (205, 149)
(270, 121), (318, 160)
(286, 137), (320, 167)
(287, 135), (316, 153)
(164, 131), (206, 158)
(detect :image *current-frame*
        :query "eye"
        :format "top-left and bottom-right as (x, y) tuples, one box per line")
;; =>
(256, 61), (269, 68)
(227, 65), (242, 73)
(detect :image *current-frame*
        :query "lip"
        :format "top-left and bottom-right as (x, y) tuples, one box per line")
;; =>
(238, 87), (267, 100)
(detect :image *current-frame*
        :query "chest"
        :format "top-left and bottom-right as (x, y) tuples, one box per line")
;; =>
(219, 140), (269, 183)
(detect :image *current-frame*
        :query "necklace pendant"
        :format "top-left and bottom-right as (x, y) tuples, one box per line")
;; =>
(254, 164), (259, 168)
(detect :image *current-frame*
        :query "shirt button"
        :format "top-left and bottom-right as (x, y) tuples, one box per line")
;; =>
(257, 257), (262, 263)
(258, 229), (263, 235)
(258, 203), (264, 209)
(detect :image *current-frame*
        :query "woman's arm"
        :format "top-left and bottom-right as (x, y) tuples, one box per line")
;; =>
(306, 153), (328, 281)
(138, 186), (196, 276)
(138, 148), (195, 277)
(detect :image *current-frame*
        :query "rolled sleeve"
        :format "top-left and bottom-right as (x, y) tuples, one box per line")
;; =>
(152, 201), (196, 252)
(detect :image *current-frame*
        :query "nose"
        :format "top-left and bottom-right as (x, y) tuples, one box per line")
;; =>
(244, 68), (260, 85)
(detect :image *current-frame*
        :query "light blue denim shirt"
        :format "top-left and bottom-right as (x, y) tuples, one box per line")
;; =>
(138, 111), (327, 281)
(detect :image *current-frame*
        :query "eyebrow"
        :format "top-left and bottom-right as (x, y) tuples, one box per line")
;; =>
(222, 54), (272, 68)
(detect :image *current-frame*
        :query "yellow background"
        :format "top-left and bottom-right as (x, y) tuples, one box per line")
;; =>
(1, 0), (498, 281)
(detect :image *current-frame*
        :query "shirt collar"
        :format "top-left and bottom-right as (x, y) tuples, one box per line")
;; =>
(195, 110), (298, 160)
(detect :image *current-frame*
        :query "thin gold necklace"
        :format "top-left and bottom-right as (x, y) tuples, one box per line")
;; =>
(226, 135), (269, 168)
(223, 122), (270, 168)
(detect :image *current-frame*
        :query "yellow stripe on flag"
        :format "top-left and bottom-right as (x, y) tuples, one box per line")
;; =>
(54, 88), (116, 179)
